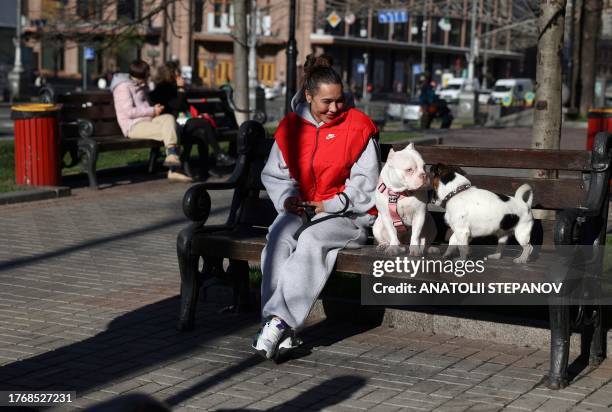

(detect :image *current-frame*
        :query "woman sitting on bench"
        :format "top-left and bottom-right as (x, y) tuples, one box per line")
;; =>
(252, 55), (380, 360)
(110, 59), (192, 182)
(150, 61), (235, 179)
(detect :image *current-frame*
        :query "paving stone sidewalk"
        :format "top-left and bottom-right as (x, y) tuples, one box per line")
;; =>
(0, 176), (611, 411)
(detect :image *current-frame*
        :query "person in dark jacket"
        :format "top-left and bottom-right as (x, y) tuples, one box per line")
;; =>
(150, 61), (234, 178)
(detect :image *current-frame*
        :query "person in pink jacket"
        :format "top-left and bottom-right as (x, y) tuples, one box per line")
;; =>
(110, 59), (192, 182)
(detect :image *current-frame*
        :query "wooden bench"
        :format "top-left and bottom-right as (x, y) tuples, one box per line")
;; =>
(57, 88), (244, 189)
(176, 120), (612, 389)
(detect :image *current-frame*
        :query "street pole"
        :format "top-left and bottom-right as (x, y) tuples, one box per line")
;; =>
(248, 0), (258, 113)
(467, 0), (478, 81)
(8, 0), (23, 101)
(82, 47), (88, 91)
(284, 0), (297, 114)
(420, 0), (427, 73)
(362, 52), (369, 100)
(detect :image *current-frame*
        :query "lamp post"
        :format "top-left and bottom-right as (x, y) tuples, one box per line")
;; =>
(8, 0), (23, 101)
(284, 0), (297, 114)
(420, 0), (427, 73)
(467, 0), (478, 82)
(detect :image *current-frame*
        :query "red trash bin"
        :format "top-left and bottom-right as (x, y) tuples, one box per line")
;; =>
(11, 103), (61, 186)
(586, 108), (612, 150)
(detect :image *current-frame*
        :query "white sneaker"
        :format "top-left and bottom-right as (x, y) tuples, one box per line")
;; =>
(252, 317), (289, 360)
(276, 335), (302, 359)
(167, 170), (193, 183)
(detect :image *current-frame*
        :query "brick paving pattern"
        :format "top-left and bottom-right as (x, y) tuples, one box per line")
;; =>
(0, 127), (610, 411)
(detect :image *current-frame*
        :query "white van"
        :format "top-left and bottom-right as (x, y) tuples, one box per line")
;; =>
(437, 78), (480, 104)
(491, 78), (534, 105)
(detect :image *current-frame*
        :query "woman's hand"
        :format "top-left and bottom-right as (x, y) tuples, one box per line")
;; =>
(305, 201), (324, 214)
(283, 196), (304, 215)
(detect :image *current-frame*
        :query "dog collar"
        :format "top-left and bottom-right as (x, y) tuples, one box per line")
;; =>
(440, 183), (472, 209)
(377, 181), (414, 232)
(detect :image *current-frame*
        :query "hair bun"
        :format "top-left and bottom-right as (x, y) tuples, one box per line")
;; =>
(304, 54), (334, 76)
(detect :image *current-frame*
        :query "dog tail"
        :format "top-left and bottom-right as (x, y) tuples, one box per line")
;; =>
(514, 184), (533, 209)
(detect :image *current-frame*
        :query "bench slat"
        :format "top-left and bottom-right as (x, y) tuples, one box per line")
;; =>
(57, 93), (114, 104)
(398, 145), (593, 171)
(61, 105), (117, 121)
(193, 230), (554, 281)
(468, 175), (586, 209)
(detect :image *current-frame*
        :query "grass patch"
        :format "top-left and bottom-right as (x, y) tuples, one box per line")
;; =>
(62, 148), (152, 175)
(0, 138), (231, 193)
(0, 141), (19, 193)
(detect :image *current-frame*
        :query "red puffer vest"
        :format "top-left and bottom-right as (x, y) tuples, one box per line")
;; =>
(275, 107), (378, 213)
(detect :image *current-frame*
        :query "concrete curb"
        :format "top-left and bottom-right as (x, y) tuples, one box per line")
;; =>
(0, 186), (71, 205)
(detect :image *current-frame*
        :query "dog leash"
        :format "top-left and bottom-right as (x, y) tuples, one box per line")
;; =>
(377, 181), (413, 233)
(292, 192), (351, 240)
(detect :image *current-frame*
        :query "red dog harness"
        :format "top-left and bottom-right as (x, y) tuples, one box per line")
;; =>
(377, 179), (413, 233)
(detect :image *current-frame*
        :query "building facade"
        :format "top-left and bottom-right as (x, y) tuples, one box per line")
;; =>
(21, 0), (529, 94)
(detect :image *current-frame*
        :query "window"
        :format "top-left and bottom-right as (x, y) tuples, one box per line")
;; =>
(372, 12), (389, 40)
(117, 0), (138, 21)
(392, 23), (407, 42)
(42, 38), (64, 73)
(448, 19), (461, 46)
(215, 60), (233, 85)
(258, 62), (276, 86)
(77, 0), (102, 19)
(214, 0), (231, 28)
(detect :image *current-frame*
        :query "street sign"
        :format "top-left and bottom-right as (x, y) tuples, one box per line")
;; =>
(345, 12), (356, 25)
(327, 11), (341, 28)
(378, 10), (408, 24)
(412, 64), (422, 75)
(84, 47), (95, 61)
(502, 95), (513, 107)
(438, 18), (451, 32)
(357, 63), (365, 74)
(524, 92), (535, 106)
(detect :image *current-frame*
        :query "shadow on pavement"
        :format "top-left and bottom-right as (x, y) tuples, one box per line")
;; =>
(0, 205), (230, 273)
(0, 298), (381, 407)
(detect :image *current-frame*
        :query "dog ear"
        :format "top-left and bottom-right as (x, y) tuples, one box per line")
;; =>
(387, 148), (395, 159)
(452, 166), (467, 176)
(407, 142), (415, 150)
(430, 163), (442, 175)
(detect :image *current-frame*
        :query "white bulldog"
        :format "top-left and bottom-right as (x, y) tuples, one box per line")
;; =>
(373, 144), (437, 256)
(430, 163), (534, 263)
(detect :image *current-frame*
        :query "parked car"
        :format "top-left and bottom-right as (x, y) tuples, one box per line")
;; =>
(490, 78), (534, 105)
(437, 78), (480, 104)
(387, 99), (422, 122)
(264, 82), (285, 100)
(477, 89), (492, 105)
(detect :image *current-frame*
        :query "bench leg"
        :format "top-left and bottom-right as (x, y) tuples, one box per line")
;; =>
(177, 226), (203, 331)
(548, 305), (570, 389)
(587, 305), (606, 366)
(148, 147), (162, 173)
(227, 259), (251, 312)
(79, 140), (99, 189)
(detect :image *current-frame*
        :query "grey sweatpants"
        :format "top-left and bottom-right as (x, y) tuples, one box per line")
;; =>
(261, 212), (375, 330)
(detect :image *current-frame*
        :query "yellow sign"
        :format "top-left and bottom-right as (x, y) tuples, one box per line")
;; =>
(327, 11), (341, 28)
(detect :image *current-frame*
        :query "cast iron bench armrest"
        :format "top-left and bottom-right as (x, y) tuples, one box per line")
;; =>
(580, 132), (612, 215)
(221, 85), (267, 124)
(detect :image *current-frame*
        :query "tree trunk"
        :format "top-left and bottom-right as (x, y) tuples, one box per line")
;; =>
(570, 0), (583, 112)
(233, 0), (249, 125)
(532, 0), (566, 164)
(579, 0), (602, 116)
